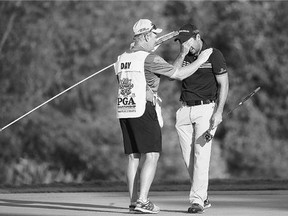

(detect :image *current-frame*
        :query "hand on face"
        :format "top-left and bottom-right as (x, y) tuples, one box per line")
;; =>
(180, 38), (195, 56)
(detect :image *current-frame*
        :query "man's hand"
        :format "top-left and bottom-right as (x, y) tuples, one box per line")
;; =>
(198, 48), (213, 64)
(209, 111), (222, 130)
(180, 38), (194, 56)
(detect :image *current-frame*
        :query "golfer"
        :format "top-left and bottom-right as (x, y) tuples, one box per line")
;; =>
(174, 24), (229, 214)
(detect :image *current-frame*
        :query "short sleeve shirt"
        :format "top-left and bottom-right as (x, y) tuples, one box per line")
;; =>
(180, 40), (227, 102)
(144, 53), (176, 101)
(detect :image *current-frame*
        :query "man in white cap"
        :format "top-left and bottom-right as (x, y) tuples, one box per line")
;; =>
(114, 19), (213, 214)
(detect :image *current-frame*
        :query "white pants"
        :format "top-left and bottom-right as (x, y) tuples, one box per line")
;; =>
(175, 103), (217, 206)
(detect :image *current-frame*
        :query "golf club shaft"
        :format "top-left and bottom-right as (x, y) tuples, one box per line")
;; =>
(0, 63), (114, 132)
(225, 87), (261, 117)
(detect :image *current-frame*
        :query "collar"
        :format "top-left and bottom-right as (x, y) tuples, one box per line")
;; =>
(201, 39), (209, 52)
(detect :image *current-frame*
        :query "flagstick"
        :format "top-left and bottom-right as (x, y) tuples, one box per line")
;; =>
(1, 64), (114, 132)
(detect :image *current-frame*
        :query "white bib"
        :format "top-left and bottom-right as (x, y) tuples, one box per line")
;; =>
(114, 51), (149, 118)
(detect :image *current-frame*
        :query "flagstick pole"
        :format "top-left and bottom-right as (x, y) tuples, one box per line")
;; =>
(0, 63), (114, 132)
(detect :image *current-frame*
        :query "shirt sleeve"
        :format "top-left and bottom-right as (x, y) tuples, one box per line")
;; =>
(144, 53), (176, 77)
(211, 49), (227, 75)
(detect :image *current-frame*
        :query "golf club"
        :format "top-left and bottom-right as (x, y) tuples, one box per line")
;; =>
(203, 87), (261, 142)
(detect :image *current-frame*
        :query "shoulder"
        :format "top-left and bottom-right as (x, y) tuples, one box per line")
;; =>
(211, 48), (225, 60)
(144, 53), (175, 76)
(145, 53), (168, 64)
(210, 48), (227, 74)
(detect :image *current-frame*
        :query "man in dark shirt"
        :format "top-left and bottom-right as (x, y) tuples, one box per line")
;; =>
(174, 24), (229, 214)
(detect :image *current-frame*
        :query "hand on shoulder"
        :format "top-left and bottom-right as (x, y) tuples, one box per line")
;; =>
(198, 48), (213, 63)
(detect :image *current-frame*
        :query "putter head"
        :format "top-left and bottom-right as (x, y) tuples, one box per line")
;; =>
(203, 130), (213, 142)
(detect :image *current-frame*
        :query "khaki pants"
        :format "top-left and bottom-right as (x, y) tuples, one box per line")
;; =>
(175, 103), (217, 206)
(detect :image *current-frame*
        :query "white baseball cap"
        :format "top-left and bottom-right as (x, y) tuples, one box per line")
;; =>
(133, 19), (162, 36)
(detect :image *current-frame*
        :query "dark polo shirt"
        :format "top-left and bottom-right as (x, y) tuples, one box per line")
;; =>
(180, 40), (227, 102)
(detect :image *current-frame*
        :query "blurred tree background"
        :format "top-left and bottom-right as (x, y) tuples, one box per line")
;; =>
(0, 0), (287, 185)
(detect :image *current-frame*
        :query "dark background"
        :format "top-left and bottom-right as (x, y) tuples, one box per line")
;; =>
(0, 0), (287, 186)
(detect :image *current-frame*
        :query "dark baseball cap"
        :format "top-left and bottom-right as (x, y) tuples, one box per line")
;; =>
(175, 24), (200, 44)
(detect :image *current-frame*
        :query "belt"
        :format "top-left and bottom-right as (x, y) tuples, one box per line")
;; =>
(182, 99), (215, 106)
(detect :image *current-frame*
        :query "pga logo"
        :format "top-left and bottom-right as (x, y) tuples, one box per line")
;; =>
(118, 97), (136, 106)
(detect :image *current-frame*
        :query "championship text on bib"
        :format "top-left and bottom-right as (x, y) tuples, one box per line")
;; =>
(115, 51), (149, 118)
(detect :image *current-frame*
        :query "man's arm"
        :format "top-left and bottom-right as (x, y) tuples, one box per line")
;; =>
(171, 48), (212, 81)
(210, 73), (229, 129)
(144, 43), (211, 81)
(173, 52), (186, 69)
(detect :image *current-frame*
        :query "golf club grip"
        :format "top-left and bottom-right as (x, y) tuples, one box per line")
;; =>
(155, 31), (179, 46)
